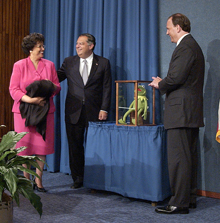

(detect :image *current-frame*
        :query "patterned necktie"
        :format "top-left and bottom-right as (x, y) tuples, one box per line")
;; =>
(82, 59), (88, 85)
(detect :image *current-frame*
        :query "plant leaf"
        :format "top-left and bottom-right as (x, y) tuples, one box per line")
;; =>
(0, 150), (16, 162)
(0, 184), (4, 201)
(13, 191), (20, 206)
(18, 166), (40, 179)
(14, 146), (27, 154)
(0, 130), (43, 216)
(16, 177), (42, 216)
(1, 167), (18, 196)
(0, 131), (27, 153)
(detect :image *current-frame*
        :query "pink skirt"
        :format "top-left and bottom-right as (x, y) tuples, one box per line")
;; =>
(14, 113), (55, 156)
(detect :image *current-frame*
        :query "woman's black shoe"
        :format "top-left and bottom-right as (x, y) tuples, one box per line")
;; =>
(33, 182), (48, 192)
(36, 186), (47, 192)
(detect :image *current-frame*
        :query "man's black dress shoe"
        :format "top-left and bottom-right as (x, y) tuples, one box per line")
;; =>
(189, 203), (197, 209)
(71, 176), (83, 189)
(71, 181), (83, 189)
(155, 205), (189, 214)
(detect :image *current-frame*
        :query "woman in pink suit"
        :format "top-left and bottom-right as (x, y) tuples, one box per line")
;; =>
(9, 33), (61, 192)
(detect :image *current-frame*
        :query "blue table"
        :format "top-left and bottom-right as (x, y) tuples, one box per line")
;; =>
(84, 122), (171, 202)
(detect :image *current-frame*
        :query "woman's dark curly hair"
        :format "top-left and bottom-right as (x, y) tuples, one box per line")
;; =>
(21, 33), (44, 55)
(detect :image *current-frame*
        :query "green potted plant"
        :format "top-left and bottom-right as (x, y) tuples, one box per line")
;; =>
(0, 125), (43, 221)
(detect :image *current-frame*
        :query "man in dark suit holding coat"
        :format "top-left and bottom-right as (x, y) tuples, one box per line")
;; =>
(149, 13), (204, 214)
(58, 33), (112, 189)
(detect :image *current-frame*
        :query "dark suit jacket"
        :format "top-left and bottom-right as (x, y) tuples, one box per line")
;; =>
(57, 54), (112, 124)
(159, 34), (205, 129)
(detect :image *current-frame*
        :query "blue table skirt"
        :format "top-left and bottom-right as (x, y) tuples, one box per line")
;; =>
(84, 122), (171, 202)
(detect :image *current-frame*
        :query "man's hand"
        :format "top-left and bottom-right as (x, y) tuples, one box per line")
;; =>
(148, 76), (162, 89)
(98, 110), (108, 120)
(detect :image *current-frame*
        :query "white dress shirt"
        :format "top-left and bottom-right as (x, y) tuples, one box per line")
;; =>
(80, 53), (93, 76)
(176, 33), (190, 46)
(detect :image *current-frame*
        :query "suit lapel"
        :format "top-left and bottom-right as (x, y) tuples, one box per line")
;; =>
(87, 54), (99, 84)
(72, 56), (84, 85)
(73, 54), (99, 86)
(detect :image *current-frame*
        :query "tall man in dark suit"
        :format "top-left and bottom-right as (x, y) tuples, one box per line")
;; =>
(58, 33), (112, 189)
(149, 13), (205, 214)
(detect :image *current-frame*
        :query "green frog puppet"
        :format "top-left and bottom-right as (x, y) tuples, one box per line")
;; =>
(118, 85), (148, 125)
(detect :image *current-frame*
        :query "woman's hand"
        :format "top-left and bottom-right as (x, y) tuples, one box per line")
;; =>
(21, 95), (46, 106)
(32, 97), (46, 106)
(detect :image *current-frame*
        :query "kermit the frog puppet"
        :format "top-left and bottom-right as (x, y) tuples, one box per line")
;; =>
(118, 85), (148, 125)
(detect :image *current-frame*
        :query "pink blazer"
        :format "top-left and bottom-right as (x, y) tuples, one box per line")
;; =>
(9, 57), (61, 113)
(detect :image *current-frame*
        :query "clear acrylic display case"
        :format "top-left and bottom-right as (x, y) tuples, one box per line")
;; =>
(115, 80), (156, 126)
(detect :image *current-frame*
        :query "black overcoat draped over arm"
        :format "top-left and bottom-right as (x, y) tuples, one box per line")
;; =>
(19, 80), (55, 140)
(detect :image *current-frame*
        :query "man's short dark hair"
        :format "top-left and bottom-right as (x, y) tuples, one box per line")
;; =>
(169, 13), (191, 33)
(79, 33), (96, 51)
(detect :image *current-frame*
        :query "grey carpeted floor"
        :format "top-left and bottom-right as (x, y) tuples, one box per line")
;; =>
(13, 171), (220, 223)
